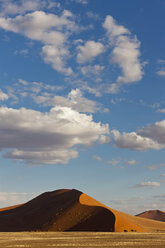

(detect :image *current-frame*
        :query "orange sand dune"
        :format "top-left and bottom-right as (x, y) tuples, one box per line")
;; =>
(79, 193), (165, 232)
(0, 189), (165, 232)
(136, 210), (165, 222)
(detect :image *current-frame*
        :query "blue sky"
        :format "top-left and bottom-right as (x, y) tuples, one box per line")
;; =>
(0, 0), (165, 214)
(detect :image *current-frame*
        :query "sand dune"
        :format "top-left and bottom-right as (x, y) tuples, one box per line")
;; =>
(0, 204), (23, 212)
(136, 210), (165, 222)
(0, 189), (165, 232)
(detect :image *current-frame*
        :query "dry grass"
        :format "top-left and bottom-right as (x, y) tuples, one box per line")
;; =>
(1, 232), (165, 248)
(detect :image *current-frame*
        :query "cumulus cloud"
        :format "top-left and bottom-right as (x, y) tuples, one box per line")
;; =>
(4, 149), (78, 165)
(0, 89), (8, 101)
(0, 106), (109, 164)
(0, 0), (44, 16)
(137, 120), (165, 145)
(0, 10), (76, 74)
(33, 88), (101, 113)
(81, 83), (102, 97)
(112, 119), (165, 151)
(112, 130), (163, 151)
(77, 40), (104, 64)
(134, 181), (160, 188)
(0, 0), (60, 16)
(41, 45), (73, 75)
(80, 64), (104, 83)
(103, 15), (143, 84)
(81, 64), (104, 77)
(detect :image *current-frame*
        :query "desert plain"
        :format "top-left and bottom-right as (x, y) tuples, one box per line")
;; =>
(1, 232), (165, 248)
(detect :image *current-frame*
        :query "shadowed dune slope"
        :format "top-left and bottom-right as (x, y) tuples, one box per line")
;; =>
(0, 189), (115, 232)
(0, 189), (165, 232)
(136, 210), (165, 222)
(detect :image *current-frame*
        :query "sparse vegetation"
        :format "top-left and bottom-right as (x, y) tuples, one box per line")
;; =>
(0, 232), (165, 248)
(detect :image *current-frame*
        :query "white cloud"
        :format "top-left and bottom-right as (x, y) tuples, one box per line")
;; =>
(112, 129), (163, 151)
(17, 78), (63, 93)
(156, 68), (165, 76)
(4, 149), (78, 165)
(0, 10), (76, 74)
(18, 78), (28, 85)
(81, 64), (104, 76)
(71, 0), (88, 5)
(0, 106), (109, 165)
(112, 119), (165, 151)
(126, 159), (137, 165)
(145, 163), (165, 170)
(0, 89), (8, 101)
(134, 181), (160, 188)
(86, 11), (100, 20)
(107, 83), (120, 94)
(92, 155), (102, 161)
(77, 40), (104, 64)
(41, 45), (73, 75)
(157, 59), (165, 64)
(103, 15), (130, 37)
(81, 83), (102, 97)
(103, 108), (109, 113)
(107, 158), (120, 166)
(14, 48), (29, 56)
(0, 192), (37, 208)
(137, 120), (165, 145)
(157, 108), (165, 113)
(0, 0), (44, 16)
(0, 0), (60, 16)
(80, 64), (104, 83)
(103, 15), (143, 84)
(156, 60), (165, 76)
(33, 88), (101, 113)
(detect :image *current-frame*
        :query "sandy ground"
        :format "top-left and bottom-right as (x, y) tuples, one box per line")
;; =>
(0, 232), (165, 248)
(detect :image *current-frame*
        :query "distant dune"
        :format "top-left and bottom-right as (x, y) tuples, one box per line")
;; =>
(136, 210), (165, 222)
(0, 189), (165, 232)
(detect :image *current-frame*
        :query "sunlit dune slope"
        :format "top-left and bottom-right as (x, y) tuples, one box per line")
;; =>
(79, 193), (165, 232)
(0, 204), (23, 212)
(136, 210), (165, 222)
(0, 189), (165, 232)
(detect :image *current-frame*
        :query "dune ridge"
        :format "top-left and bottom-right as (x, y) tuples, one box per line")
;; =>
(0, 189), (165, 232)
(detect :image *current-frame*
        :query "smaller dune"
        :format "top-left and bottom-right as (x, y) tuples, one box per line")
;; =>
(136, 210), (165, 222)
